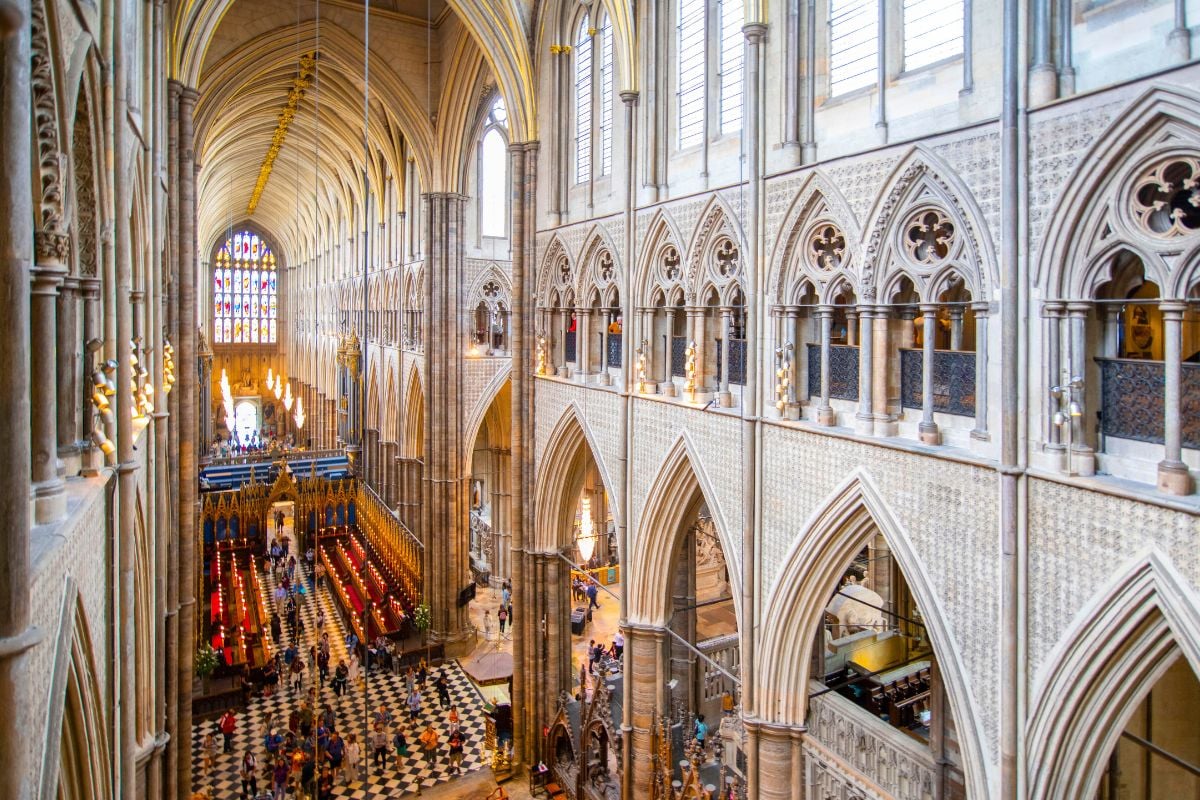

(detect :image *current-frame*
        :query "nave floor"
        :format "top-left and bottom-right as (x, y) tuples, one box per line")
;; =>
(192, 525), (492, 798)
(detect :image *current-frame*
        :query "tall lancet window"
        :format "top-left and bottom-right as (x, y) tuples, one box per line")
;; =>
(574, 16), (593, 184)
(598, 14), (614, 176)
(480, 96), (509, 238)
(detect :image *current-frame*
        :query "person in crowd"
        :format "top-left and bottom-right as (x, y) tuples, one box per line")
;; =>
(219, 708), (238, 753)
(417, 659), (428, 689)
(317, 765), (334, 800)
(373, 703), (393, 729)
(238, 751), (257, 800)
(407, 687), (422, 720)
(343, 733), (361, 784)
(201, 731), (219, 776)
(448, 728), (465, 774)
(435, 672), (451, 709)
(448, 705), (460, 734)
(497, 605), (508, 635)
(271, 756), (289, 800)
(326, 730), (345, 784)
(289, 655), (305, 694)
(419, 724), (439, 761)
(396, 724), (415, 758)
(613, 630), (624, 660)
(586, 579), (600, 610)
(694, 714), (708, 753)
(370, 724), (390, 769)
(331, 659), (349, 698)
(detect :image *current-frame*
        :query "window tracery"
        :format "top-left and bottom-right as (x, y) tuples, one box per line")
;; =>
(212, 231), (278, 345)
(1129, 156), (1200, 239)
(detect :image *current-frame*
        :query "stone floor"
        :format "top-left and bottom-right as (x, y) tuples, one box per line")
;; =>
(192, 513), (495, 798)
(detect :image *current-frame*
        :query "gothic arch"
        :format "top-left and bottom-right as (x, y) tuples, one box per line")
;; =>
(755, 468), (990, 800)
(532, 404), (621, 555)
(467, 262), (512, 312)
(627, 433), (741, 630)
(861, 145), (997, 303)
(403, 365), (425, 459)
(43, 583), (113, 800)
(768, 170), (863, 306)
(684, 195), (749, 302)
(577, 223), (623, 302)
(634, 208), (686, 307)
(382, 366), (397, 443)
(1035, 84), (1200, 300)
(133, 492), (153, 740)
(536, 233), (575, 306)
(464, 368), (513, 460)
(1026, 551), (1200, 800)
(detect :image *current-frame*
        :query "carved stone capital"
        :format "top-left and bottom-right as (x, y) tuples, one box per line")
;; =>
(34, 230), (70, 267)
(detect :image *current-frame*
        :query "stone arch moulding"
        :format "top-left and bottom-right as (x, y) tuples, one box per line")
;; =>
(1036, 84), (1200, 300)
(532, 402), (622, 555)
(577, 222), (624, 300)
(684, 194), (749, 300)
(403, 361), (424, 459)
(39, 577), (113, 800)
(627, 432), (741, 631)
(634, 207), (686, 306)
(767, 169), (864, 306)
(463, 366), (512, 458)
(466, 262), (513, 312)
(860, 144), (998, 304)
(754, 467), (991, 800)
(1026, 550), (1200, 800)
(536, 233), (575, 306)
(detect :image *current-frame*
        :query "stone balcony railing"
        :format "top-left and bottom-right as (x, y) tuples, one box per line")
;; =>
(804, 682), (936, 800)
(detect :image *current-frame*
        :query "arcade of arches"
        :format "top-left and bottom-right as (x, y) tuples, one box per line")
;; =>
(5, 1), (1200, 799)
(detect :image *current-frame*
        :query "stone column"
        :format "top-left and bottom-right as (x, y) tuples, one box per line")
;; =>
(845, 307), (858, 346)
(1102, 305), (1121, 357)
(919, 304), (940, 444)
(1043, 302), (1064, 449)
(30, 236), (68, 522)
(600, 307), (612, 386)
(626, 625), (666, 793)
(1158, 302), (1194, 495)
(420, 192), (471, 650)
(971, 301), (990, 440)
(175, 84), (199, 800)
(1066, 302), (1094, 474)
(57, 276), (81, 473)
(817, 305), (835, 425)
(578, 308), (592, 376)
(873, 307), (895, 436)
(949, 307), (964, 350)
(718, 306), (733, 406)
(855, 305), (873, 435)
(0, 9), (42, 799)
(163, 79), (180, 800)
(755, 722), (801, 800)
(688, 306), (706, 396)
(785, 307), (802, 407)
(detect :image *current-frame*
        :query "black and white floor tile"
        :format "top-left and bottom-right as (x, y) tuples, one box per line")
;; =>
(192, 525), (490, 797)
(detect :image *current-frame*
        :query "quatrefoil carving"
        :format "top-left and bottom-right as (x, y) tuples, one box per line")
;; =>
(662, 246), (681, 282)
(808, 224), (846, 272)
(714, 238), (739, 278)
(598, 252), (614, 282)
(903, 209), (955, 266)
(1131, 156), (1200, 239)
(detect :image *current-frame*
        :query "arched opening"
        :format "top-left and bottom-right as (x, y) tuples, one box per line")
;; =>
(56, 602), (112, 800)
(467, 380), (512, 586)
(1096, 657), (1200, 798)
(530, 409), (623, 759)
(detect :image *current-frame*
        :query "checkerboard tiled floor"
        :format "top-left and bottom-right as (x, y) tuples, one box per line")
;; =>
(193, 526), (490, 797)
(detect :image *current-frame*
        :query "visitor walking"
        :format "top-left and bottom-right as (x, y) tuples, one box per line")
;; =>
(238, 751), (257, 799)
(219, 708), (238, 752)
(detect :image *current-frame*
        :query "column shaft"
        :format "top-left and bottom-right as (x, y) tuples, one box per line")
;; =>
(856, 306), (873, 435)
(817, 307), (835, 425)
(920, 304), (940, 444)
(1158, 302), (1194, 495)
(0, 9), (39, 799)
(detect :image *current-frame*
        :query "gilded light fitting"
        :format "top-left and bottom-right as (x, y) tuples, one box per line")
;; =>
(247, 53), (317, 216)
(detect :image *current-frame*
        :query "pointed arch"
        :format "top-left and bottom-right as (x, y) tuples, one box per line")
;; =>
(768, 170), (863, 306)
(465, 368), (513, 459)
(382, 366), (397, 442)
(366, 365), (380, 432)
(684, 194), (750, 298)
(466, 262), (513, 311)
(533, 404), (621, 555)
(536, 233), (575, 305)
(577, 223), (624, 301)
(1026, 551), (1200, 799)
(755, 468), (990, 799)
(635, 208), (687, 306)
(627, 433), (741, 630)
(133, 491), (153, 740)
(403, 365), (425, 459)
(861, 145), (998, 303)
(43, 581), (113, 800)
(1035, 85), (1200, 300)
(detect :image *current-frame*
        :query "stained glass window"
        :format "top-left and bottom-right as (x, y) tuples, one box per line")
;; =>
(213, 231), (278, 345)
